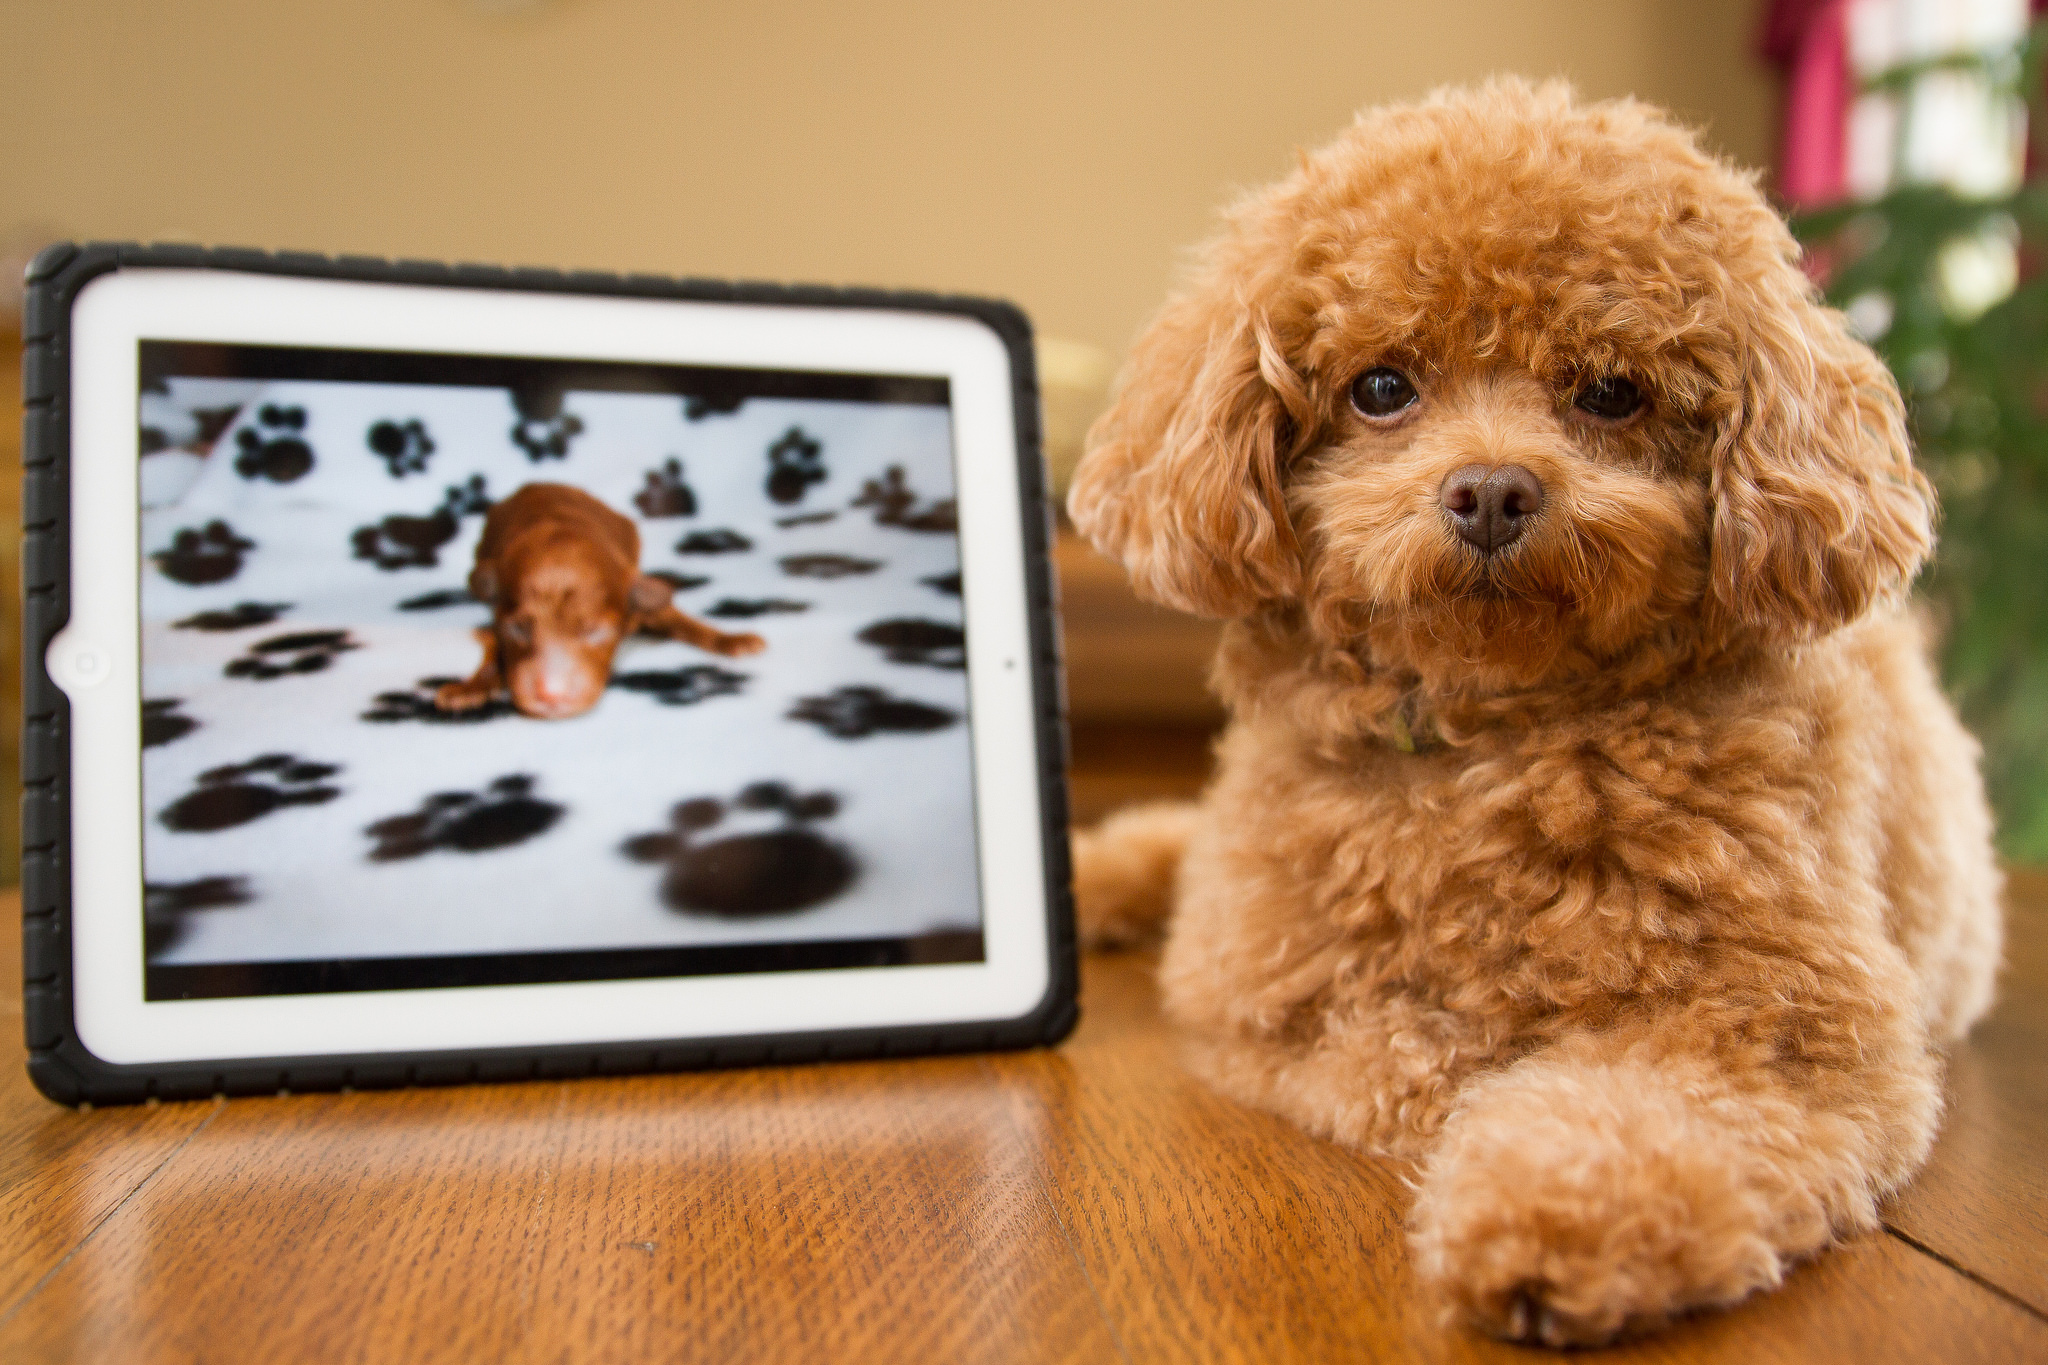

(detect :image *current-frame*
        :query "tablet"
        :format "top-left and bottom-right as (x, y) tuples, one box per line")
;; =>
(21, 243), (1075, 1104)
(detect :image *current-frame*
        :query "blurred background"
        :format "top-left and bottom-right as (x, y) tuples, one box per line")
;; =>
(4, 0), (2044, 881)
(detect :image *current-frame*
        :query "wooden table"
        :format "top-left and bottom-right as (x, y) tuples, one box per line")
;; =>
(3, 882), (2044, 1362)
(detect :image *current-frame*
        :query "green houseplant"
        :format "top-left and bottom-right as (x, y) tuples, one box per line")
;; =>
(1796, 18), (2048, 860)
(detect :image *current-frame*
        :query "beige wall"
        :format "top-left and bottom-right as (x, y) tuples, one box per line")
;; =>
(6, 0), (1776, 358)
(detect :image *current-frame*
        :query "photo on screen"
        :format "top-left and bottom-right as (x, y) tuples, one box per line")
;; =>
(136, 341), (984, 1000)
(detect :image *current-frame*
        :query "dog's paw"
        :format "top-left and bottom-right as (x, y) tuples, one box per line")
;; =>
(710, 630), (767, 657)
(1071, 801), (1201, 949)
(432, 677), (503, 714)
(1410, 1054), (1815, 1347)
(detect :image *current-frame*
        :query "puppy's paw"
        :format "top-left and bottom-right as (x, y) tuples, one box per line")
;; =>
(434, 679), (499, 713)
(1410, 1054), (1823, 1346)
(1072, 800), (1201, 949)
(712, 631), (767, 657)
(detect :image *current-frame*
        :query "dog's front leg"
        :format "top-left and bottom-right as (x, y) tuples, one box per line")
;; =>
(638, 603), (766, 658)
(1405, 991), (1942, 1346)
(435, 627), (504, 711)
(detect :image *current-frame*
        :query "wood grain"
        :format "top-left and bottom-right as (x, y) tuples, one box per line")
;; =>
(3, 870), (2046, 1362)
(1882, 869), (2048, 1316)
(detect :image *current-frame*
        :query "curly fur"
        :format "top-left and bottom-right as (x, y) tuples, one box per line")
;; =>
(1067, 79), (2002, 1346)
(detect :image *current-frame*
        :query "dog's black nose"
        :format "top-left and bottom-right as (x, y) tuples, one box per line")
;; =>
(1440, 463), (1544, 553)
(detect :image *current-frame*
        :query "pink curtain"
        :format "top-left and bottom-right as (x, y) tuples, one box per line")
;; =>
(1760, 0), (1852, 208)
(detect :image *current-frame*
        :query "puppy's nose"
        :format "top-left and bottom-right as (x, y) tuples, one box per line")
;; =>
(1440, 463), (1545, 553)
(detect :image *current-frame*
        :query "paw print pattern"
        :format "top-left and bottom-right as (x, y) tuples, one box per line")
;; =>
(367, 418), (436, 477)
(676, 528), (752, 555)
(363, 676), (517, 724)
(776, 511), (837, 528)
(510, 388), (585, 462)
(351, 477), (491, 570)
(922, 570), (962, 597)
(622, 782), (855, 916)
(145, 875), (252, 956)
(780, 554), (881, 579)
(153, 521), (255, 585)
(397, 588), (480, 611)
(706, 598), (809, 619)
(788, 686), (958, 738)
(609, 665), (749, 706)
(644, 569), (711, 593)
(634, 457), (699, 517)
(857, 618), (966, 669)
(224, 629), (360, 680)
(174, 601), (291, 631)
(233, 404), (315, 483)
(765, 427), (827, 505)
(142, 698), (199, 748)
(159, 754), (343, 833)
(852, 465), (958, 532)
(366, 775), (563, 861)
(683, 387), (746, 421)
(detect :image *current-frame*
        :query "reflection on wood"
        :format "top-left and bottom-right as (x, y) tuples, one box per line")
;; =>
(2, 873), (2045, 1361)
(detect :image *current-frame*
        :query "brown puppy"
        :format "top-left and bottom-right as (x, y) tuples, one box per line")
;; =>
(1068, 81), (2002, 1345)
(437, 482), (764, 719)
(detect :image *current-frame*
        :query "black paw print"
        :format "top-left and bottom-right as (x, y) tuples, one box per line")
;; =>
(609, 665), (748, 706)
(153, 520), (255, 585)
(706, 598), (809, 619)
(776, 510), (837, 528)
(683, 386), (746, 421)
(145, 874), (251, 957)
(633, 457), (699, 518)
(675, 528), (752, 555)
(922, 570), (962, 597)
(787, 686), (958, 739)
(175, 601), (291, 632)
(142, 698), (199, 748)
(852, 465), (957, 532)
(857, 618), (965, 669)
(780, 553), (881, 579)
(225, 629), (359, 680)
(367, 418), (436, 477)
(644, 569), (710, 593)
(233, 404), (315, 483)
(362, 676), (517, 724)
(352, 477), (491, 570)
(765, 427), (827, 505)
(159, 754), (343, 833)
(622, 782), (855, 916)
(366, 775), (563, 861)
(397, 588), (480, 611)
(510, 388), (585, 462)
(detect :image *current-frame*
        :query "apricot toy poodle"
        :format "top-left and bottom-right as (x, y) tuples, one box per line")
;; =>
(1067, 79), (2003, 1346)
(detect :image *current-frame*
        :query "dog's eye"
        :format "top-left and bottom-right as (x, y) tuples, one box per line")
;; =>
(1351, 367), (1418, 417)
(1575, 376), (1645, 420)
(503, 617), (533, 645)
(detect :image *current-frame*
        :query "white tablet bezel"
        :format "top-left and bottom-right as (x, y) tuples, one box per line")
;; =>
(62, 267), (1054, 1067)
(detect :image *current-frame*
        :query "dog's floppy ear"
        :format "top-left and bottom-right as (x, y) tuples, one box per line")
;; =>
(1707, 288), (1934, 639)
(1067, 289), (1307, 618)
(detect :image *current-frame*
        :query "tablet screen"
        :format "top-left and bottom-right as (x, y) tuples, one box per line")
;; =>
(135, 341), (984, 1000)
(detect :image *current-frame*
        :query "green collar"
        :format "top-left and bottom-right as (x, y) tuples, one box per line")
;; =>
(1384, 700), (1443, 754)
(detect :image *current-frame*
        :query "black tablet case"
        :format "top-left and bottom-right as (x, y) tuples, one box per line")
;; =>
(19, 242), (1077, 1105)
